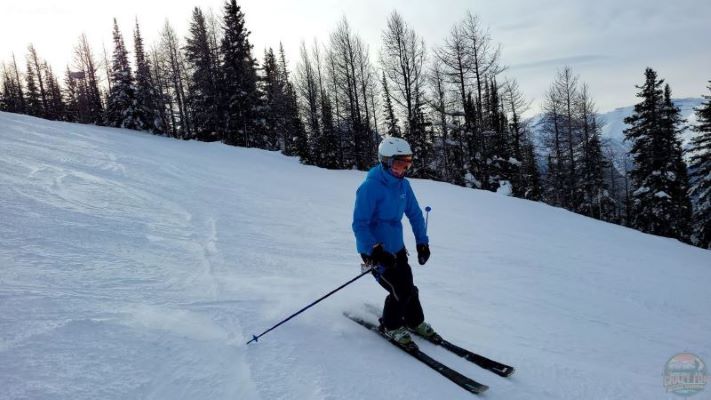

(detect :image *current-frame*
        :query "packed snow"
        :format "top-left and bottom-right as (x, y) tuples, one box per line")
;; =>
(1, 111), (710, 399)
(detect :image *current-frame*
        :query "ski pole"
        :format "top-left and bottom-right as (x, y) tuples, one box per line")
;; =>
(425, 206), (431, 232)
(247, 266), (374, 344)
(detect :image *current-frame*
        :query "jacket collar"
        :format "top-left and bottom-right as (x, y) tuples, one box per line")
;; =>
(367, 164), (403, 187)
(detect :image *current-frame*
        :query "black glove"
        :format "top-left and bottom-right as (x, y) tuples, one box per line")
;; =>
(416, 244), (430, 265)
(361, 244), (396, 269)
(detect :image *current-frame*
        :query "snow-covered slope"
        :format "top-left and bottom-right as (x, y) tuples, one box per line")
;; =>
(1, 111), (709, 400)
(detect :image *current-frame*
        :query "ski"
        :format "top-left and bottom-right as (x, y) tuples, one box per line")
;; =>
(345, 313), (489, 395)
(363, 303), (515, 377)
(413, 332), (515, 377)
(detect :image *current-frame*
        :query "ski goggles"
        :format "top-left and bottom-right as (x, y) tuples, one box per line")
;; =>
(391, 156), (413, 170)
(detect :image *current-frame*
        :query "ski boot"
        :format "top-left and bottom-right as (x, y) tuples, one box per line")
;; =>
(410, 321), (442, 344)
(383, 326), (416, 349)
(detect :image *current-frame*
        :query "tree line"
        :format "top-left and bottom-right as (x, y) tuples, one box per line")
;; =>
(1, 0), (710, 250)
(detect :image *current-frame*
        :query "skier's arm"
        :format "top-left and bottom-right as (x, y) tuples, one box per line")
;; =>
(405, 182), (429, 245)
(352, 183), (378, 255)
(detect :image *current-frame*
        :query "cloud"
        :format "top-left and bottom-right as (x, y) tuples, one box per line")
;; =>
(510, 54), (610, 71)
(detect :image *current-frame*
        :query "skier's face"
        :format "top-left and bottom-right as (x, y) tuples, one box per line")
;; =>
(390, 156), (413, 178)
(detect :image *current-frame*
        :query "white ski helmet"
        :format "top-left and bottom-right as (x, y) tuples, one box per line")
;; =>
(378, 137), (412, 163)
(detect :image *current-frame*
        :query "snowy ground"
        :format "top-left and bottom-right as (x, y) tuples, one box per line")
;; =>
(1, 111), (710, 400)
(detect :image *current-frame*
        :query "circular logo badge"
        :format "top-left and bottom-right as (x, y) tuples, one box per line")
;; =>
(664, 353), (709, 397)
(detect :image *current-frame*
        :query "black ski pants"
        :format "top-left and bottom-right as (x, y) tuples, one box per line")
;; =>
(374, 248), (425, 330)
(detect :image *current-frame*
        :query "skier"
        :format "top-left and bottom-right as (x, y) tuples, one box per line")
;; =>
(352, 136), (435, 345)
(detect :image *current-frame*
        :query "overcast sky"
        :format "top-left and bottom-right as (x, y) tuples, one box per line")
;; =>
(1, 0), (710, 113)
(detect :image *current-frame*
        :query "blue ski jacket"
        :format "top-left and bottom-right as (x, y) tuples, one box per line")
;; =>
(352, 165), (429, 255)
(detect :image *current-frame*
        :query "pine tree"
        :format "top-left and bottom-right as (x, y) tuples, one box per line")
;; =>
(63, 67), (80, 122)
(158, 21), (192, 138)
(42, 62), (66, 120)
(308, 42), (340, 169)
(521, 138), (542, 200)
(27, 45), (49, 118)
(381, 71), (400, 137)
(73, 33), (104, 125)
(318, 94), (339, 168)
(261, 47), (285, 150)
(576, 84), (614, 220)
(483, 77), (517, 192)
(277, 45), (309, 160)
(9, 54), (26, 113)
(501, 79), (540, 199)
(24, 59), (42, 117)
(328, 17), (376, 170)
(689, 81), (711, 248)
(220, 0), (261, 147)
(286, 80), (309, 161)
(624, 68), (691, 241)
(133, 20), (162, 133)
(295, 41), (321, 161)
(1, 60), (26, 113)
(662, 84), (692, 240)
(105, 19), (138, 129)
(184, 8), (220, 140)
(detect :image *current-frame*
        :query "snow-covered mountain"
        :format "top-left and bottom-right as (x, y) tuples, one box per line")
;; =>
(1, 111), (709, 399)
(599, 97), (703, 154)
(532, 97), (704, 164)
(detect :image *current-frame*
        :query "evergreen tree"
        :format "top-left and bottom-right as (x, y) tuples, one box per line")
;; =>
(63, 67), (80, 122)
(220, 0), (261, 147)
(482, 77), (517, 192)
(261, 47), (286, 150)
(1, 60), (26, 113)
(521, 137), (542, 200)
(295, 41), (321, 161)
(133, 20), (162, 133)
(105, 19), (138, 129)
(409, 102), (435, 178)
(381, 71), (400, 137)
(24, 59), (42, 117)
(576, 84), (615, 220)
(42, 62), (66, 120)
(286, 79), (309, 161)
(157, 21), (192, 138)
(278, 45), (309, 160)
(689, 81), (711, 248)
(312, 43), (340, 169)
(73, 33), (105, 125)
(501, 79), (538, 199)
(328, 17), (376, 170)
(10, 54), (26, 113)
(661, 85), (693, 240)
(184, 8), (220, 140)
(540, 66), (614, 214)
(27, 45), (48, 117)
(624, 68), (691, 241)
(318, 94), (339, 168)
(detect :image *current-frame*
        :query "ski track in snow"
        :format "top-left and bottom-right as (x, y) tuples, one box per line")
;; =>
(1, 112), (710, 399)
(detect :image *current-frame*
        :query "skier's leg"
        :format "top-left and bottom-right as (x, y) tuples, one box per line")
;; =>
(375, 248), (415, 330)
(393, 250), (425, 327)
(381, 293), (401, 330)
(404, 285), (425, 328)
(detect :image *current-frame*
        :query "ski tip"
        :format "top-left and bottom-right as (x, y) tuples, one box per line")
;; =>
(474, 384), (490, 394)
(493, 366), (515, 378)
